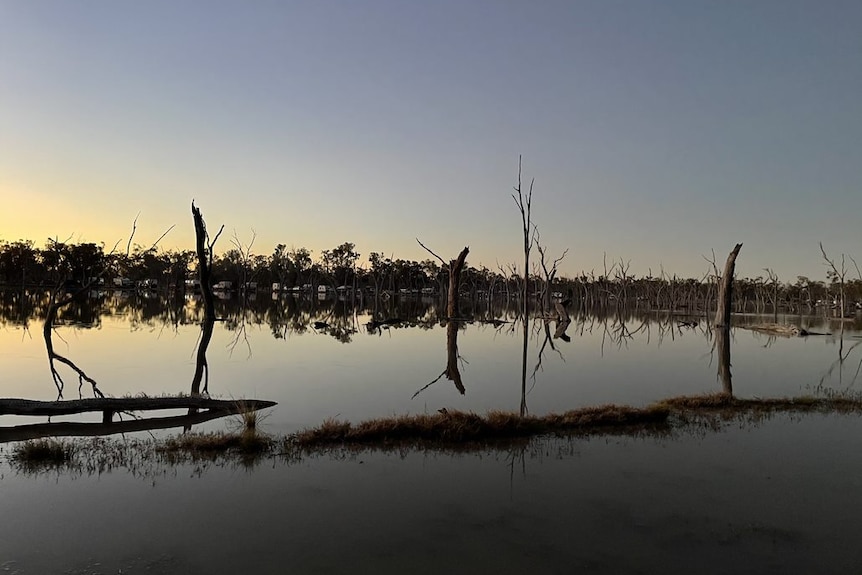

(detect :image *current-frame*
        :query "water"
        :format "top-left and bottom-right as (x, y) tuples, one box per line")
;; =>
(2, 416), (862, 573)
(2, 292), (860, 431)
(2, 291), (862, 572)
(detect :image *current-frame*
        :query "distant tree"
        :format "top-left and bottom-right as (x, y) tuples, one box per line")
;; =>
(270, 244), (291, 288)
(368, 252), (391, 294)
(322, 242), (360, 288)
(0, 240), (37, 286)
(289, 247), (313, 286)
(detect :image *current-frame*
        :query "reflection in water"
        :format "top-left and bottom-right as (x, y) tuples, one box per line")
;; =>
(4, 297), (240, 443)
(815, 332), (862, 391)
(7, 287), (859, 341)
(190, 315), (215, 396)
(525, 304), (572, 414)
(520, 313), (529, 415)
(4, 285), (862, 434)
(5, 269), (242, 441)
(42, 290), (104, 400)
(5, 414), (862, 574)
(715, 327), (732, 395)
(414, 320), (466, 397)
(552, 299), (572, 342)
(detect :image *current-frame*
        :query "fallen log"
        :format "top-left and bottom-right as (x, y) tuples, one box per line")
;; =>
(740, 324), (826, 337)
(0, 408), (246, 443)
(0, 397), (276, 423)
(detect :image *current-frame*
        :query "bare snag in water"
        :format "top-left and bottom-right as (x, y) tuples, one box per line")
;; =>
(714, 243), (742, 328)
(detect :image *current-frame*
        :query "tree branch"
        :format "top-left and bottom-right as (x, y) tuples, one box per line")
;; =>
(416, 238), (447, 266)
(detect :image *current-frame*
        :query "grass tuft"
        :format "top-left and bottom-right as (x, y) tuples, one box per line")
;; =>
(11, 438), (77, 469)
(157, 431), (273, 460)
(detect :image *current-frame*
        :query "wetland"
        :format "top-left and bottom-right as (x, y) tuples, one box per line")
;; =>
(2, 284), (862, 573)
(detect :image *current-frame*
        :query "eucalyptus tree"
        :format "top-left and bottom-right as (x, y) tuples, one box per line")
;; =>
(289, 247), (313, 287)
(367, 252), (390, 295)
(0, 240), (37, 286)
(270, 244), (291, 289)
(323, 242), (360, 288)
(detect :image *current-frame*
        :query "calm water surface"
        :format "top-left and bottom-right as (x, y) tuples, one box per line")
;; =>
(1, 293), (860, 431)
(1, 292), (862, 573)
(3, 416), (862, 574)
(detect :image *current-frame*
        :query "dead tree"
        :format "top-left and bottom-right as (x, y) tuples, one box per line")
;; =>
(191, 202), (223, 396)
(714, 243), (743, 328)
(513, 156), (535, 317)
(535, 229), (568, 313)
(513, 157), (535, 417)
(820, 242), (847, 317)
(763, 267), (780, 320)
(39, 220), (146, 400)
(231, 228), (257, 296)
(416, 239), (469, 318)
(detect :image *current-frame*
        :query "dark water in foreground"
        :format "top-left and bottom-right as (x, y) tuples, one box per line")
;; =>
(2, 414), (862, 574)
(2, 294), (862, 572)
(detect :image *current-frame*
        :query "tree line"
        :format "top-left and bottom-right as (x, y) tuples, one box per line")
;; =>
(1, 236), (860, 315)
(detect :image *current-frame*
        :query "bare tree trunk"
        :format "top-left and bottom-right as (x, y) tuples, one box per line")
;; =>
(191, 202), (223, 397)
(511, 158), (536, 417)
(714, 243), (743, 328)
(448, 247), (469, 318)
(416, 239), (469, 320)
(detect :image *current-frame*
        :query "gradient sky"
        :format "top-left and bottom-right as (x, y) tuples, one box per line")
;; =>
(1, 0), (860, 281)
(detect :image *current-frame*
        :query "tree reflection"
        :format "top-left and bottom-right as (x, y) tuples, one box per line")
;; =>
(190, 315), (215, 396)
(413, 320), (466, 398)
(43, 288), (104, 400)
(715, 326), (733, 396)
(520, 313), (528, 416)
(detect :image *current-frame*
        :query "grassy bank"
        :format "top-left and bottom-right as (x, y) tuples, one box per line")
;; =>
(7, 393), (862, 474)
(290, 404), (671, 447)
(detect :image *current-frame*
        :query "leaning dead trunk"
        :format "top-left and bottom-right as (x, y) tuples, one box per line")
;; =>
(447, 247), (469, 318)
(714, 243), (742, 328)
(192, 203), (216, 323)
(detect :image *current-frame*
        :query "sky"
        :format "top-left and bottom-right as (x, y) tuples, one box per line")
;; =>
(1, 0), (860, 282)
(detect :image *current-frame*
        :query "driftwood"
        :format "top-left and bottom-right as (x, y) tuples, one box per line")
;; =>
(0, 397), (276, 423)
(741, 324), (826, 337)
